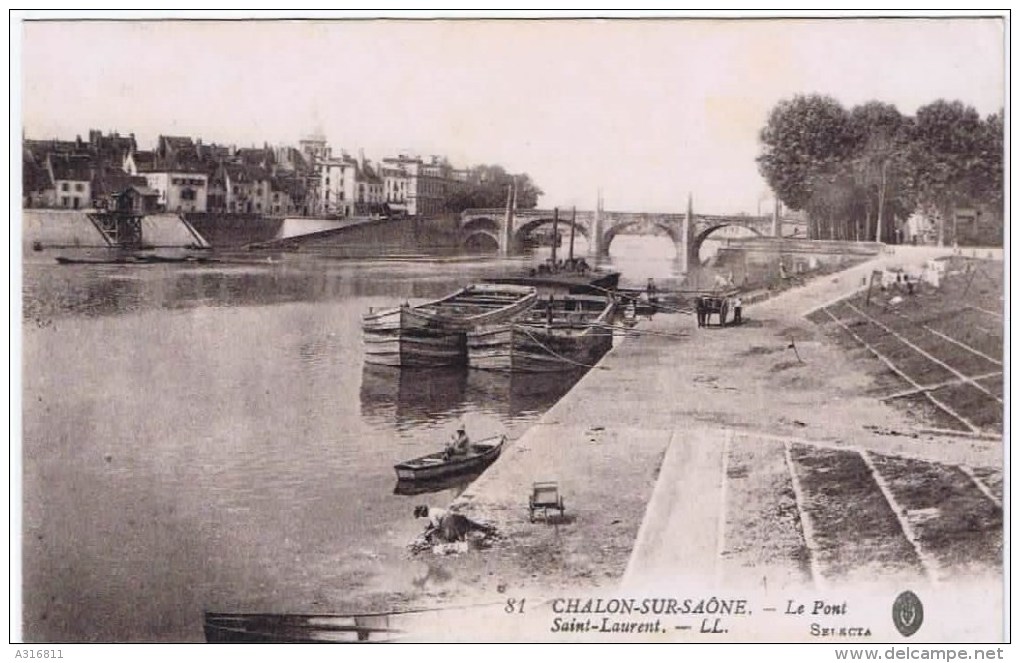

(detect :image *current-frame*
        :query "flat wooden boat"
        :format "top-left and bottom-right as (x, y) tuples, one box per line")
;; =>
(55, 254), (217, 265)
(393, 434), (506, 482)
(362, 284), (537, 367)
(484, 269), (620, 295)
(204, 611), (403, 643)
(467, 294), (616, 372)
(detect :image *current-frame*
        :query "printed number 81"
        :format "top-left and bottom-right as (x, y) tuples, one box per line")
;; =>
(505, 598), (525, 614)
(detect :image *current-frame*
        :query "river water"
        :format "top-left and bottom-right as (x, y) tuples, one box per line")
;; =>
(19, 236), (683, 642)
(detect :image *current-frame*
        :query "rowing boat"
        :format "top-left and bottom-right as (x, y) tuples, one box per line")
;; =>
(393, 434), (506, 481)
(203, 611), (403, 643)
(467, 294), (616, 372)
(362, 284), (537, 367)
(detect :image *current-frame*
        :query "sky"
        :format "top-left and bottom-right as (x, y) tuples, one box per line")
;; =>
(19, 16), (1005, 214)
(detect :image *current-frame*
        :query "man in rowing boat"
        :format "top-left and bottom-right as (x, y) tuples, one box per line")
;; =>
(445, 422), (471, 458)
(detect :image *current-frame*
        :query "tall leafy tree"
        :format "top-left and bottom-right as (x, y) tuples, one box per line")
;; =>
(756, 94), (856, 238)
(848, 102), (913, 242)
(443, 165), (543, 212)
(759, 95), (1002, 245)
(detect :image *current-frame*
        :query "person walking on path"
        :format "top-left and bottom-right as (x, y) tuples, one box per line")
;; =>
(732, 296), (742, 325)
(694, 296), (705, 328)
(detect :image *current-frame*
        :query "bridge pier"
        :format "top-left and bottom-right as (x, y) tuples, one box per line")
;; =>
(500, 182), (516, 256)
(589, 192), (604, 258)
(681, 194), (697, 273)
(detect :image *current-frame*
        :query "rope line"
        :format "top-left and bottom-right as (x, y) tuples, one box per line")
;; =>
(516, 325), (608, 370)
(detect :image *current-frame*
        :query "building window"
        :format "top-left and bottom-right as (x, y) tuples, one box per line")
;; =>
(61, 182), (69, 192)
(74, 183), (84, 192)
(180, 188), (196, 201)
(61, 196), (69, 207)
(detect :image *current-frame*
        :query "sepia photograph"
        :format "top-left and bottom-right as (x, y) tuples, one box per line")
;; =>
(11, 11), (1007, 650)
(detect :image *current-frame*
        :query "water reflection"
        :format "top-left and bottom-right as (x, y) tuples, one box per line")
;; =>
(23, 252), (503, 323)
(464, 367), (585, 417)
(359, 366), (468, 428)
(360, 364), (587, 427)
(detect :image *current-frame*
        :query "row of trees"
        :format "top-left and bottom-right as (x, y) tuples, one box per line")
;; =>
(442, 164), (543, 213)
(757, 95), (1003, 243)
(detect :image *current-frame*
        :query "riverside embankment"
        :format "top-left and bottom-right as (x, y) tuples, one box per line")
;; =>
(409, 246), (1002, 640)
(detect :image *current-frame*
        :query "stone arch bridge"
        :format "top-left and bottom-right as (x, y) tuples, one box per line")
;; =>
(459, 205), (787, 270)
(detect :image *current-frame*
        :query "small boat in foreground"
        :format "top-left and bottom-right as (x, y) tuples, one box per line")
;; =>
(467, 294), (616, 372)
(204, 611), (403, 643)
(393, 467), (485, 496)
(393, 434), (506, 482)
(362, 284), (537, 367)
(56, 254), (218, 265)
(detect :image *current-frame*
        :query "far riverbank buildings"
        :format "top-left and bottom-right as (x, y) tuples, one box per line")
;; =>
(23, 128), (470, 220)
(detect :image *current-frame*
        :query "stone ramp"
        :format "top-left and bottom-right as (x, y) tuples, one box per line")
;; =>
(141, 213), (210, 248)
(23, 209), (210, 248)
(185, 214), (285, 247)
(621, 427), (729, 592)
(21, 209), (107, 247)
(276, 217), (346, 239)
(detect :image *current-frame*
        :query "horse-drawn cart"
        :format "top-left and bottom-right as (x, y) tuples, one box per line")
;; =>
(701, 295), (729, 327)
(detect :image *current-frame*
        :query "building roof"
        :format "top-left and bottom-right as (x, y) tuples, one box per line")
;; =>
(124, 184), (160, 197)
(271, 175), (306, 199)
(160, 135), (195, 150)
(223, 162), (271, 183)
(89, 130), (137, 159)
(92, 169), (148, 197)
(236, 147), (275, 166)
(24, 138), (84, 160)
(22, 155), (52, 193)
(49, 154), (95, 181)
(355, 161), (383, 184)
(132, 151), (157, 171)
(196, 143), (232, 162)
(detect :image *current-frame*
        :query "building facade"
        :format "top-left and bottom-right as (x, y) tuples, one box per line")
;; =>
(142, 170), (209, 213)
(48, 154), (94, 209)
(319, 155), (356, 216)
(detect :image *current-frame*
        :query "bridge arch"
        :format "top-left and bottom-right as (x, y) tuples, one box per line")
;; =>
(692, 222), (764, 261)
(461, 230), (501, 252)
(461, 216), (502, 234)
(601, 219), (681, 256)
(459, 217), (502, 252)
(512, 217), (590, 251)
